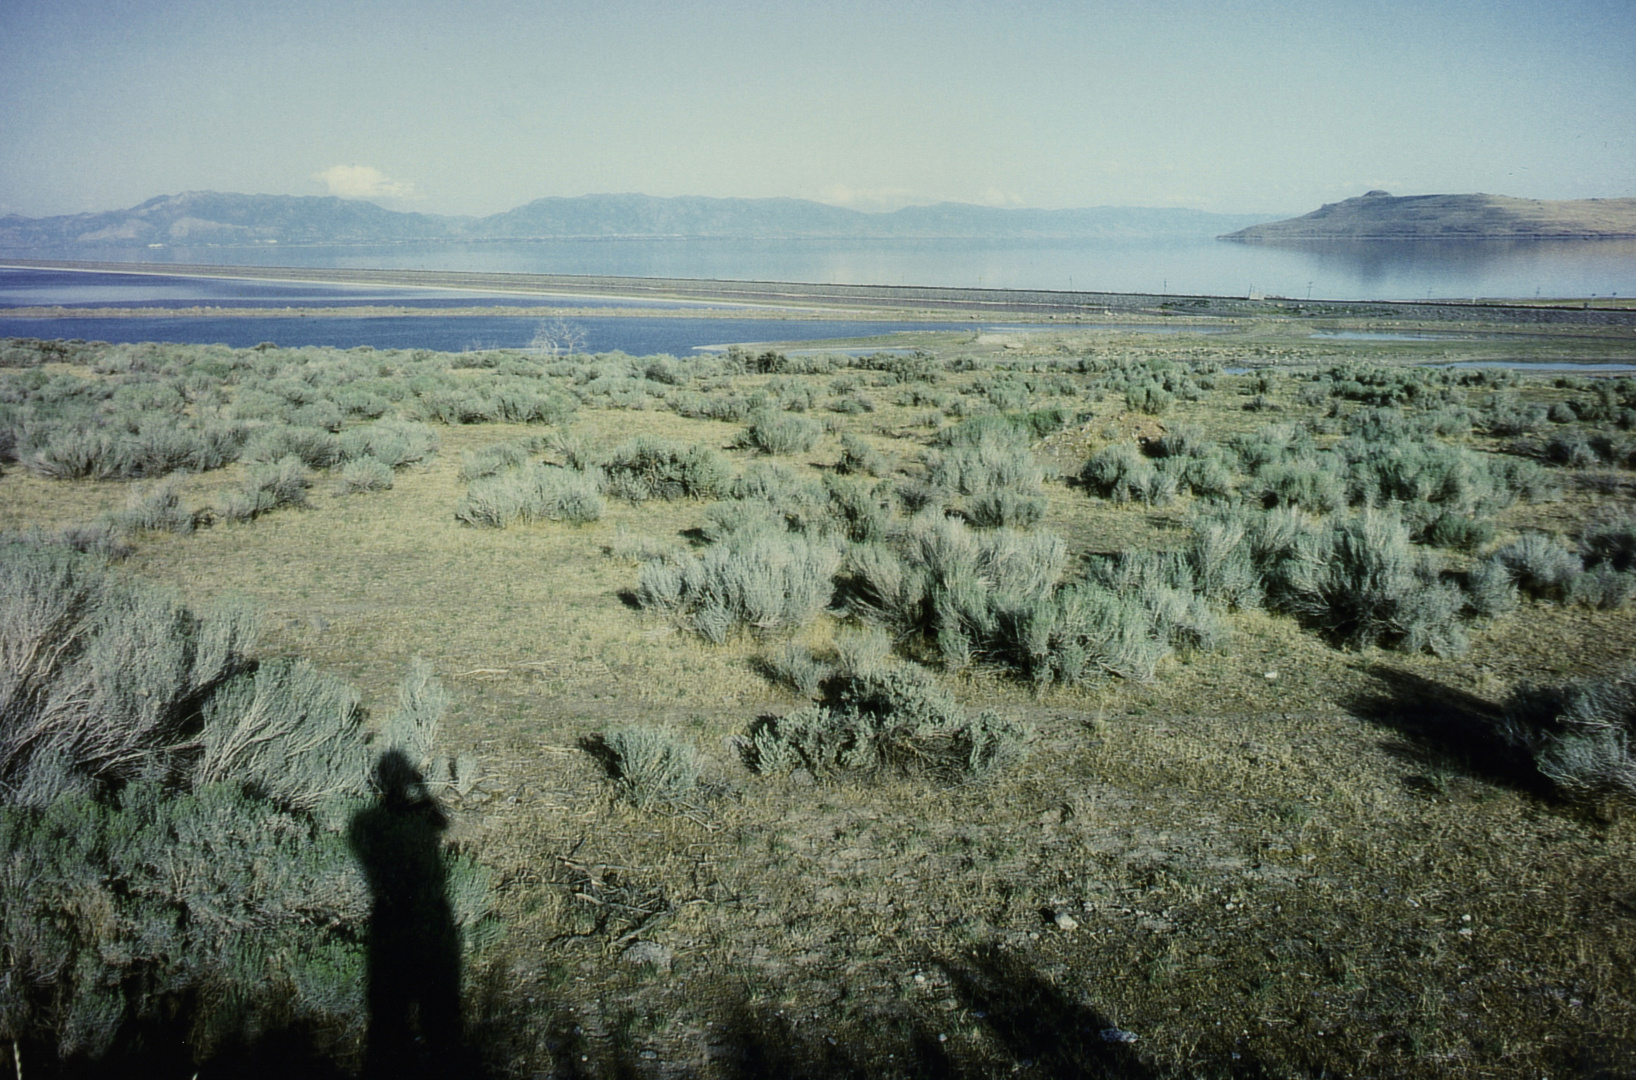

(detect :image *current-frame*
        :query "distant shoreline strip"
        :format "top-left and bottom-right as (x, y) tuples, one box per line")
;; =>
(0, 305), (993, 322)
(2, 258), (1635, 325)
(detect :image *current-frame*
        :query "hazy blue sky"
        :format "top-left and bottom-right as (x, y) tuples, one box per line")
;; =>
(2, 0), (1632, 218)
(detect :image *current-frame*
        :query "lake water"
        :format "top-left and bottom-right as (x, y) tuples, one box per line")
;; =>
(0, 311), (1037, 355)
(2, 266), (1061, 353)
(5, 230), (1635, 354)
(1436, 361), (1636, 372)
(6, 233), (1635, 301)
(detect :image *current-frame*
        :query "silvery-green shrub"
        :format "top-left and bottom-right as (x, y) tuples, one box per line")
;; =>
(599, 726), (703, 810)
(1502, 667), (1636, 801)
(742, 665), (1024, 783)
(338, 456), (394, 493)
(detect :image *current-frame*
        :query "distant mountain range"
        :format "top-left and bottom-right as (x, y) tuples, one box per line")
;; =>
(1221, 191), (1636, 241)
(0, 191), (1272, 248)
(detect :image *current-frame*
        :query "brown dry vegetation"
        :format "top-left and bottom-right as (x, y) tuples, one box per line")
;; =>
(3, 313), (1636, 1078)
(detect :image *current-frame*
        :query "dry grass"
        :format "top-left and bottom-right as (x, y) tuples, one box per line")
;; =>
(4, 314), (1636, 1078)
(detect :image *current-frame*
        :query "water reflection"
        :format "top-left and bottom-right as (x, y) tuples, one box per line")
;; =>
(1226, 237), (1636, 299)
(8, 232), (1634, 300)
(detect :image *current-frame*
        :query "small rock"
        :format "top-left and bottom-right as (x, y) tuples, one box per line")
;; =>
(1054, 912), (1079, 931)
(1264, 671), (1278, 681)
(621, 941), (673, 971)
(1100, 1027), (1138, 1043)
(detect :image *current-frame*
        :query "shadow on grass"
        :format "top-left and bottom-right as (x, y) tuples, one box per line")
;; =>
(349, 749), (484, 1079)
(39, 1018), (358, 1080)
(1560, 1034), (1636, 1080)
(577, 732), (623, 781)
(706, 1002), (957, 1080)
(940, 945), (1156, 1080)
(1346, 665), (1547, 795)
(36, 753), (507, 1079)
(700, 947), (1240, 1080)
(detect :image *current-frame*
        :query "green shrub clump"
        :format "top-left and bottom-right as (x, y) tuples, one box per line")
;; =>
(0, 542), (493, 1066)
(741, 666), (1025, 783)
(1493, 532), (1584, 602)
(336, 418), (439, 468)
(602, 437), (730, 501)
(454, 463), (603, 527)
(24, 422), (246, 481)
(220, 455), (311, 522)
(1125, 382), (1175, 415)
(966, 489), (1047, 529)
(1081, 443), (1175, 505)
(1502, 667), (1636, 801)
(0, 783), (371, 1061)
(835, 433), (890, 477)
(242, 423), (341, 468)
(337, 456), (395, 493)
(595, 727), (704, 810)
(1281, 508), (1469, 655)
(1184, 505), (1477, 656)
(636, 531), (841, 643)
(458, 440), (533, 481)
(1484, 517), (1636, 610)
(0, 543), (256, 804)
(1581, 512), (1636, 572)
(738, 408), (822, 455)
(117, 474), (204, 533)
(927, 428), (1048, 526)
(843, 514), (1213, 684)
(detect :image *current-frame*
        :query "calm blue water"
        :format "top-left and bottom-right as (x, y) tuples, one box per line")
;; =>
(4, 239), (1634, 354)
(5, 233), (1635, 301)
(0, 312), (1042, 355)
(1436, 361), (1636, 372)
(0, 266), (1231, 353)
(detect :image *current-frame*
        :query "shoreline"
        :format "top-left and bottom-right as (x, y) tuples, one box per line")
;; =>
(0, 304), (984, 322)
(3, 257), (1636, 327)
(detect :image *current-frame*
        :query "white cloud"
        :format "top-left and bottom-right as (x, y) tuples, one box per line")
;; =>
(973, 188), (1026, 208)
(314, 165), (417, 201)
(817, 185), (925, 212)
(817, 185), (1035, 212)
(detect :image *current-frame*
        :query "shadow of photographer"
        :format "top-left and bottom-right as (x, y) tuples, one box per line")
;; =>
(349, 749), (467, 1078)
